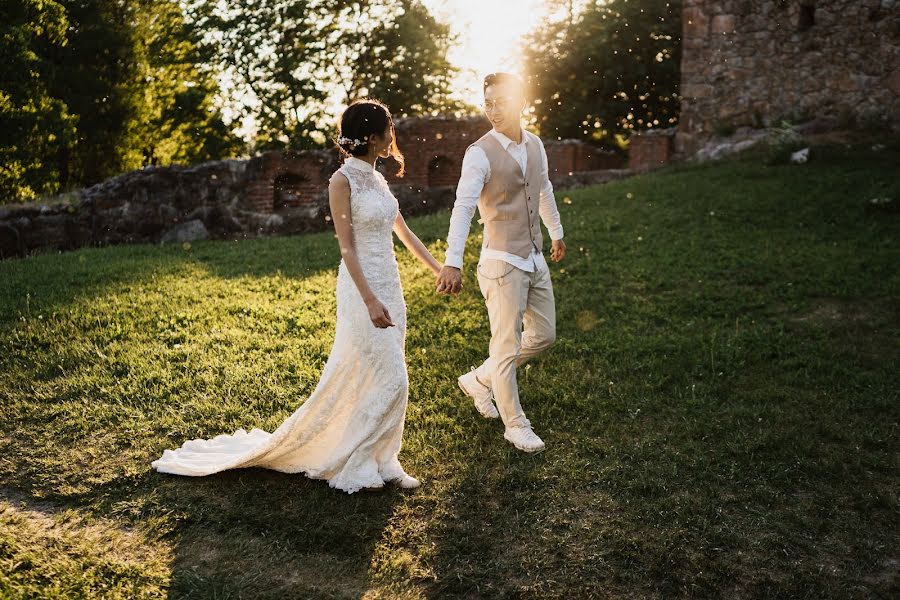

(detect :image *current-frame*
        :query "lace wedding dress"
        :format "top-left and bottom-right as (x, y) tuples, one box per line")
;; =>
(151, 156), (415, 494)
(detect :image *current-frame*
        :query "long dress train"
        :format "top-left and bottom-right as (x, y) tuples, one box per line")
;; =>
(151, 156), (413, 494)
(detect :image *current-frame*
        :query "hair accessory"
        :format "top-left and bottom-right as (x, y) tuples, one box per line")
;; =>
(337, 136), (367, 149)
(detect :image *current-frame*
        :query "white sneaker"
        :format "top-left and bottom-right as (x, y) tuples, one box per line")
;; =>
(458, 368), (500, 419)
(504, 426), (545, 453)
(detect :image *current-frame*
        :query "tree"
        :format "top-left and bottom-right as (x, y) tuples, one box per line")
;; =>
(50, 0), (241, 185)
(185, 0), (459, 151)
(523, 0), (681, 149)
(124, 0), (243, 168)
(0, 0), (241, 203)
(0, 0), (76, 202)
(344, 0), (462, 117)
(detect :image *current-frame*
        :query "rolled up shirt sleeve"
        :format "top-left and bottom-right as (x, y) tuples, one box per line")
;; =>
(537, 140), (564, 241)
(444, 146), (489, 269)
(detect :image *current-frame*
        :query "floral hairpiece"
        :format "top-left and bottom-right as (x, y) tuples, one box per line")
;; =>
(337, 135), (367, 149)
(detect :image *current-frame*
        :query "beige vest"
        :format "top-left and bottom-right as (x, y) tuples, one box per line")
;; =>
(472, 132), (544, 259)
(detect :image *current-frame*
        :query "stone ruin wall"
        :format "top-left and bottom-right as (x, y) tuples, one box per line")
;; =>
(5, 2), (900, 258)
(677, 0), (900, 155)
(0, 116), (625, 259)
(382, 116), (623, 185)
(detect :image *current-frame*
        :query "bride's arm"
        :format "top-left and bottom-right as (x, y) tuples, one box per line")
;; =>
(393, 212), (442, 276)
(329, 173), (394, 328)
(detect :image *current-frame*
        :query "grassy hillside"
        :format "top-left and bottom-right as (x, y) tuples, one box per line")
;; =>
(1, 140), (898, 598)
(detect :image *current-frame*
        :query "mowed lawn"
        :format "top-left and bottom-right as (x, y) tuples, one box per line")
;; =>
(1, 140), (898, 599)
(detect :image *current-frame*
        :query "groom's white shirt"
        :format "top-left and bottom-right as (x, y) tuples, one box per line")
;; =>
(444, 128), (564, 272)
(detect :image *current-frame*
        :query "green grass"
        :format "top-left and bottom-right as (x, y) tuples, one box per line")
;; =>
(1, 140), (898, 599)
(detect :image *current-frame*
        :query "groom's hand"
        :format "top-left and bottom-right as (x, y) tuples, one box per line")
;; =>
(550, 239), (567, 262)
(436, 265), (462, 296)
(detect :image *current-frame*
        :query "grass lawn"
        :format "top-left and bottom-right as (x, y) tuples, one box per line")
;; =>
(0, 139), (898, 599)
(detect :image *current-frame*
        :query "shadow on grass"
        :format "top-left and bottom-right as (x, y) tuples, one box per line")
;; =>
(7, 464), (414, 598)
(154, 470), (409, 599)
(0, 209), (456, 326)
(0, 232), (346, 324)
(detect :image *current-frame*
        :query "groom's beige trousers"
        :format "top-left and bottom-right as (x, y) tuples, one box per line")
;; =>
(473, 258), (556, 429)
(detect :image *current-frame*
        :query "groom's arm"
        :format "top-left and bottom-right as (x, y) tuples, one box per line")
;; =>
(437, 147), (489, 295)
(537, 138), (566, 262)
(444, 146), (489, 270)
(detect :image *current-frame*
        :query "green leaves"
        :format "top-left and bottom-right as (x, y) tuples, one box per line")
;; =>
(3, 0), (460, 200)
(0, 0), (76, 203)
(524, 0), (682, 148)
(347, 0), (462, 118)
(186, 0), (460, 150)
(0, 1), (243, 204)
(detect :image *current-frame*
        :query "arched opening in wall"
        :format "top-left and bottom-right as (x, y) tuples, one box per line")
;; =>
(273, 173), (310, 210)
(427, 155), (456, 187)
(798, 2), (815, 31)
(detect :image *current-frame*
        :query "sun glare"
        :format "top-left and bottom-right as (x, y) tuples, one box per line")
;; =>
(422, 0), (559, 108)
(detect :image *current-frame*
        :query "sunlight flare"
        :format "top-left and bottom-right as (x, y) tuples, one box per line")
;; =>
(422, 0), (562, 107)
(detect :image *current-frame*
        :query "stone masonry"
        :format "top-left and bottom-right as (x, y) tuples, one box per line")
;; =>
(677, 0), (900, 155)
(382, 116), (622, 185)
(0, 116), (623, 259)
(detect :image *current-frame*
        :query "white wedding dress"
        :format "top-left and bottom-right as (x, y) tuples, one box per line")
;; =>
(151, 156), (414, 494)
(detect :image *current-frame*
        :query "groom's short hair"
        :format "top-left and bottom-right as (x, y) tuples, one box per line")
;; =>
(483, 72), (524, 97)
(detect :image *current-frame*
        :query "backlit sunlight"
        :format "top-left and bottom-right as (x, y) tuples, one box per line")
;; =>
(422, 0), (567, 107)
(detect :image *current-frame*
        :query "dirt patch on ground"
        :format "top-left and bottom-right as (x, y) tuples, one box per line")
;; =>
(172, 525), (373, 598)
(786, 296), (899, 370)
(861, 557), (900, 591)
(789, 297), (896, 329)
(0, 486), (170, 567)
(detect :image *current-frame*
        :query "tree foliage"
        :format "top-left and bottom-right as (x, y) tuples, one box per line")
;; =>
(1, 0), (241, 203)
(0, 0), (76, 202)
(345, 0), (462, 118)
(2, 0), (463, 202)
(523, 0), (682, 148)
(185, 0), (460, 151)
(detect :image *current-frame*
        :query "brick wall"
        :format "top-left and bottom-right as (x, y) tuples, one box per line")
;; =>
(628, 130), (675, 172)
(244, 150), (337, 214)
(1, 116), (630, 258)
(383, 116), (621, 187)
(544, 140), (624, 177)
(231, 118), (622, 218)
(382, 116), (491, 187)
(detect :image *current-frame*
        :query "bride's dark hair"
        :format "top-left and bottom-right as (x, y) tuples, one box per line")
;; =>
(335, 99), (405, 177)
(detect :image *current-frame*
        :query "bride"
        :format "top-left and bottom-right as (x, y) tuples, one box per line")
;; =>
(151, 99), (443, 493)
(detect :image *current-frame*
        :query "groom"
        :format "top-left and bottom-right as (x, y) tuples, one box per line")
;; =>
(436, 72), (566, 453)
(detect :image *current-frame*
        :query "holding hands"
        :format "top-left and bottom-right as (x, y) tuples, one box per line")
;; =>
(435, 265), (462, 296)
(435, 239), (566, 297)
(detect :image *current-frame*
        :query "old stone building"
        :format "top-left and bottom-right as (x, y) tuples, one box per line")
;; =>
(0, 116), (625, 258)
(381, 116), (490, 187)
(677, 0), (900, 154)
(381, 116), (622, 185)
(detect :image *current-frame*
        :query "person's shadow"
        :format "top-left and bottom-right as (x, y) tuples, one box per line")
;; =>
(2, 464), (407, 598)
(155, 468), (407, 598)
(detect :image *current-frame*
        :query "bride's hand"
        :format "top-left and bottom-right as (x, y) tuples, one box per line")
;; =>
(365, 297), (395, 328)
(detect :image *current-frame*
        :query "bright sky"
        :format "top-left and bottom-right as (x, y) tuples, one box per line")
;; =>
(421, 0), (561, 107)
